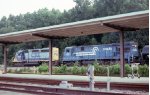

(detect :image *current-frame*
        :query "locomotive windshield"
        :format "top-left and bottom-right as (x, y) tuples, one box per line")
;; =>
(132, 48), (137, 51)
(66, 49), (70, 52)
(16, 50), (25, 60)
(142, 45), (149, 54)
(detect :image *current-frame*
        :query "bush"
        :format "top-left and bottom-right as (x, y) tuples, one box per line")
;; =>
(124, 64), (149, 77)
(38, 63), (48, 73)
(138, 64), (149, 77)
(125, 64), (132, 74)
(80, 66), (86, 75)
(14, 68), (23, 73)
(54, 64), (68, 74)
(59, 64), (67, 73)
(72, 64), (80, 74)
(52, 67), (59, 74)
(111, 64), (120, 75)
(52, 63), (149, 77)
(7, 69), (13, 73)
(96, 65), (107, 75)
(94, 63), (100, 75)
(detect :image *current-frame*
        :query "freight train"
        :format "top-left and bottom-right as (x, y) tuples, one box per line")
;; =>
(13, 41), (148, 66)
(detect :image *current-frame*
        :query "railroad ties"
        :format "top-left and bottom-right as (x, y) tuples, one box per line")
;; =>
(0, 76), (148, 95)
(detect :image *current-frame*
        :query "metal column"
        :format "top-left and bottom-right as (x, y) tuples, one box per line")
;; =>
(120, 31), (124, 77)
(49, 40), (52, 75)
(3, 44), (7, 74)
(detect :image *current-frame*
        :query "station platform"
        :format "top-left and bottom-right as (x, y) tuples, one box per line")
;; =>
(0, 74), (148, 84)
(0, 90), (34, 95)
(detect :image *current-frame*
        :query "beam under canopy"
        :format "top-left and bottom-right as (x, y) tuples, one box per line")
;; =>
(103, 23), (140, 31)
(32, 33), (68, 39)
(0, 41), (21, 44)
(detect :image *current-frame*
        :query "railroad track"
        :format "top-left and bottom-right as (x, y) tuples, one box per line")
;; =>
(0, 77), (148, 91)
(0, 77), (148, 95)
(0, 82), (131, 95)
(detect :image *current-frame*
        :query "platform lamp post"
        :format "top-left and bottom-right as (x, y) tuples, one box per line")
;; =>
(107, 66), (110, 91)
(49, 39), (52, 75)
(86, 64), (95, 91)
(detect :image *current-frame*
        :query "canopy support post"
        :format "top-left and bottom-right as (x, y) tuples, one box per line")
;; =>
(3, 44), (7, 74)
(120, 31), (125, 77)
(49, 40), (52, 75)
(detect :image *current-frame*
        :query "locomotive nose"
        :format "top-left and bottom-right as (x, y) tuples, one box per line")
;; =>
(13, 57), (18, 62)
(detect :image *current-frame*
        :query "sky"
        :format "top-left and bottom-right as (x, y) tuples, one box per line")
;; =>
(0, 0), (76, 19)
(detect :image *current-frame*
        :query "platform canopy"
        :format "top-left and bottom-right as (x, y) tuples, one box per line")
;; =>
(0, 10), (148, 44)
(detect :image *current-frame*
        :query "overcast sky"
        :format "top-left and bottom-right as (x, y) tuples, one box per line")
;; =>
(0, 0), (76, 19)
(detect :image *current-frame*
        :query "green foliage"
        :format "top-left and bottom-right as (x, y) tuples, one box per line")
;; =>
(7, 63), (149, 77)
(97, 65), (107, 75)
(23, 67), (32, 73)
(7, 69), (13, 73)
(54, 64), (68, 74)
(60, 64), (67, 73)
(53, 63), (86, 75)
(80, 66), (86, 75)
(138, 64), (149, 77)
(7, 67), (37, 74)
(111, 64), (120, 75)
(38, 63), (48, 73)
(14, 69), (24, 73)
(93, 62), (107, 75)
(72, 63), (80, 74)
(125, 64), (132, 74)
(52, 63), (148, 77)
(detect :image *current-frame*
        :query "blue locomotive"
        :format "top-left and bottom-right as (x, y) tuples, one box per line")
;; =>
(13, 47), (59, 66)
(62, 41), (139, 64)
(141, 45), (149, 64)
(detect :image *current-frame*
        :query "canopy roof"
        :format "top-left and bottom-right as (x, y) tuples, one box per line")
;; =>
(0, 10), (148, 44)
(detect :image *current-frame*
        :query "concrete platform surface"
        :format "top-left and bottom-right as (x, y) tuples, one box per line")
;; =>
(0, 74), (149, 84)
(0, 90), (35, 95)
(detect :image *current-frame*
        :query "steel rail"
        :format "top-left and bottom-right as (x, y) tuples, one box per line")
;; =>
(0, 77), (148, 91)
(0, 82), (137, 95)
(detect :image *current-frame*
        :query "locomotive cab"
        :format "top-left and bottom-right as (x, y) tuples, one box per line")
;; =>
(128, 44), (139, 63)
(141, 45), (149, 64)
(62, 47), (73, 63)
(131, 45), (139, 56)
(13, 50), (25, 63)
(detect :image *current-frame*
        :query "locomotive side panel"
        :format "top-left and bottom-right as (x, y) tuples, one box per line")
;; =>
(100, 45), (114, 59)
(62, 41), (140, 64)
(13, 47), (59, 65)
(62, 45), (101, 62)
